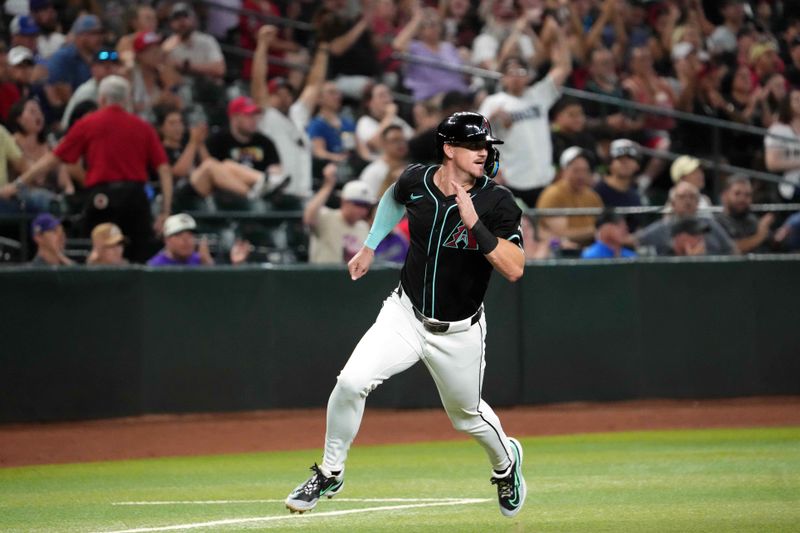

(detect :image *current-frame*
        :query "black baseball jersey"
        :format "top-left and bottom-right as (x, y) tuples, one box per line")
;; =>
(393, 163), (523, 321)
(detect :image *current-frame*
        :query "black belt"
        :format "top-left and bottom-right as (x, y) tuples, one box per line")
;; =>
(397, 285), (482, 334)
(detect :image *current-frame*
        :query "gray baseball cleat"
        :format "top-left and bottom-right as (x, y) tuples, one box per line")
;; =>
(285, 463), (344, 514)
(491, 437), (527, 517)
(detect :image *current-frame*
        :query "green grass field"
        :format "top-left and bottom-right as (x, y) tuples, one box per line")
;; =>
(1, 427), (799, 532)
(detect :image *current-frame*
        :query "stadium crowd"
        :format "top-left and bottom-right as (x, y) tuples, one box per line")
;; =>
(2, 0), (800, 266)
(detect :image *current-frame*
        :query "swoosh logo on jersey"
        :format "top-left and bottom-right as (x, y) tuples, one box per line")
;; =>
(410, 193), (424, 201)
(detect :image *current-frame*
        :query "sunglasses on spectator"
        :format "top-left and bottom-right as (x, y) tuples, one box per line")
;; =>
(96, 50), (119, 62)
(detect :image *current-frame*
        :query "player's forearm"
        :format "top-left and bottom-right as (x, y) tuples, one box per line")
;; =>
(157, 164), (173, 215)
(365, 185), (404, 249)
(303, 183), (334, 227)
(19, 152), (60, 186)
(485, 239), (524, 282)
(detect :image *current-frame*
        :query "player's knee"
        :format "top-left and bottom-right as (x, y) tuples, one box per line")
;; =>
(448, 409), (480, 434)
(334, 373), (372, 400)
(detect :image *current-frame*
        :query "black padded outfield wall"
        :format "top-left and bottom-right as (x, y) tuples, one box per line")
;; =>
(1, 259), (799, 423)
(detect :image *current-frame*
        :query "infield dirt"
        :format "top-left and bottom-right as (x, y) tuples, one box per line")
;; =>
(1, 396), (799, 467)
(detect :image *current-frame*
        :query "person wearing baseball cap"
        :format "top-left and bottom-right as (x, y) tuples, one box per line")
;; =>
(44, 13), (104, 106)
(116, 5), (158, 70)
(670, 155), (712, 209)
(147, 213), (207, 266)
(8, 45), (35, 68)
(86, 222), (128, 265)
(594, 139), (644, 228)
(206, 95), (286, 201)
(147, 213), (251, 266)
(10, 15), (39, 52)
(304, 164), (374, 264)
(536, 146), (604, 248)
(581, 210), (637, 259)
(29, 213), (73, 265)
(162, 2), (225, 80)
(28, 0), (65, 59)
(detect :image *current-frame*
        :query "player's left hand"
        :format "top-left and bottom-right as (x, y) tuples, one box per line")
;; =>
(452, 180), (479, 229)
(348, 246), (375, 281)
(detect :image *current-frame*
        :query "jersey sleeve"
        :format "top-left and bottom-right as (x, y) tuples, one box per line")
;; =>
(524, 76), (560, 110)
(486, 189), (524, 248)
(53, 118), (89, 164)
(392, 163), (426, 204)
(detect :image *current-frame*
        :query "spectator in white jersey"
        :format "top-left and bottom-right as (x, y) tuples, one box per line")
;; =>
(251, 25), (328, 200)
(478, 21), (571, 209)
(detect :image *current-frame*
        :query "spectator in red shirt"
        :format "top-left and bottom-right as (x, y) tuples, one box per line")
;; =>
(16, 75), (173, 263)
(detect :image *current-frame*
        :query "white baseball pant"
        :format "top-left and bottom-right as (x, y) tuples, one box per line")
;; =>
(321, 288), (514, 475)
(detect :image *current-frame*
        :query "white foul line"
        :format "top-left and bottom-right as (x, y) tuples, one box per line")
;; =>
(96, 499), (490, 533)
(112, 498), (473, 505)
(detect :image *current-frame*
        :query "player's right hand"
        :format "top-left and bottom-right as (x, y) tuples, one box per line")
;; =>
(348, 246), (374, 281)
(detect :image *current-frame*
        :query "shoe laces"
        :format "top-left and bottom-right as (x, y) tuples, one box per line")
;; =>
(301, 464), (327, 495)
(491, 475), (514, 499)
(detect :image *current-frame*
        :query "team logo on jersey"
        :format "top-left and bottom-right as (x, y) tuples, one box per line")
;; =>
(443, 222), (479, 250)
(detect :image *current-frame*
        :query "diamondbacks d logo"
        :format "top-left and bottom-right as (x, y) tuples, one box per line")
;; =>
(443, 223), (479, 250)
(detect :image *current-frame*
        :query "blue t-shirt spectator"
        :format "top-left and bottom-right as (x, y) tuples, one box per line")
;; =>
(581, 241), (637, 259)
(306, 116), (356, 154)
(47, 44), (91, 90)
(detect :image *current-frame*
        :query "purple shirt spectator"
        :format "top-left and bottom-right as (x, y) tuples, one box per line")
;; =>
(147, 250), (203, 266)
(404, 40), (469, 101)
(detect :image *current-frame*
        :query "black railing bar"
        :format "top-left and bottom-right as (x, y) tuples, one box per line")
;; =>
(199, 0), (315, 31)
(392, 51), (799, 144)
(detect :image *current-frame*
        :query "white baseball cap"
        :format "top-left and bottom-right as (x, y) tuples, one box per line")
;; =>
(670, 156), (701, 183)
(609, 138), (640, 160)
(342, 180), (375, 206)
(8, 46), (34, 66)
(559, 146), (593, 169)
(163, 213), (197, 237)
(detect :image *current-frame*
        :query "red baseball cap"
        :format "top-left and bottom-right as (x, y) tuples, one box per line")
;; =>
(134, 31), (161, 53)
(227, 96), (260, 116)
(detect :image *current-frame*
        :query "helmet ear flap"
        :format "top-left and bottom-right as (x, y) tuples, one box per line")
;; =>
(484, 146), (500, 178)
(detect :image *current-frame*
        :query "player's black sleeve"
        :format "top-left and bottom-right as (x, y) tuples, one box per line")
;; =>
(486, 189), (524, 249)
(392, 163), (426, 204)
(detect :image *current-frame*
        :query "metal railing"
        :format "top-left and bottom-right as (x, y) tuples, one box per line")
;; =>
(4, 204), (799, 264)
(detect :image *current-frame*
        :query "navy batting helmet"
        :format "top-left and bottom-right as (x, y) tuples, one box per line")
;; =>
(436, 112), (503, 178)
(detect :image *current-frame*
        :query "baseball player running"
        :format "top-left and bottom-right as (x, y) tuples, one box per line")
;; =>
(286, 112), (526, 518)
